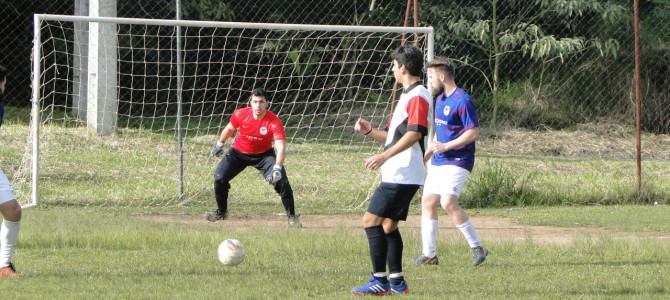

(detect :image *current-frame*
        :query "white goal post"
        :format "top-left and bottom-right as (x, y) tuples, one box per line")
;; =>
(23, 14), (433, 209)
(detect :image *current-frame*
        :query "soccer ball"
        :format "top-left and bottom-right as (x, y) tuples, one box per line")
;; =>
(217, 239), (245, 266)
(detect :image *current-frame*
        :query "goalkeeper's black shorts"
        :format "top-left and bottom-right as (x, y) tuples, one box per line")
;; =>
(367, 182), (420, 221)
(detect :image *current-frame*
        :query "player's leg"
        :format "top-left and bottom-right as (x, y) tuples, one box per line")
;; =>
(351, 211), (390, 295)
(416, 164), (441, 265)
(254, 153), (300, 227)
(382, 184), (418, 294)
(0, 169), (21, 277)
(207, 149), (247, 221)
(416, 193), (440, 265)
(352, 183), (394, 295)
(441, 194), (487, 266)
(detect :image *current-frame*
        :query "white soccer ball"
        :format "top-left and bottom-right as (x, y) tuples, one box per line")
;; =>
(218, 239), (245, 266)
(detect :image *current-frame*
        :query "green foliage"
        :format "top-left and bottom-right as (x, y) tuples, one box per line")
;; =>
(462, 162), (539, 207)
(181, 0), (234, 21)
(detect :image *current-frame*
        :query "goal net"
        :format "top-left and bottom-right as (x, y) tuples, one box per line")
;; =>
(19, 15), (433, 212)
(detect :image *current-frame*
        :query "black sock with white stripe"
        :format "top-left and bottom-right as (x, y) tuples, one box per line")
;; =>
(386, 229), (404, 284)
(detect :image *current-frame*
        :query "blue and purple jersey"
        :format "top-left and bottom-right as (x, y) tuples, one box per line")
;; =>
(431, 87), (479, 172)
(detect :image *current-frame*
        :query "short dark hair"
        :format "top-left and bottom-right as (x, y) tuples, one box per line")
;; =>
(0, 65), (7, 82)
(392, 46), (424, 77)
(250, 87), (268, 100)
(426, 56), (455, 80)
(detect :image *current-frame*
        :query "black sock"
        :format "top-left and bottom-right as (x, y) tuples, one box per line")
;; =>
(389, 276), (404, 285)
(365, 225), (387, 274)
(386, 229), (403, 275)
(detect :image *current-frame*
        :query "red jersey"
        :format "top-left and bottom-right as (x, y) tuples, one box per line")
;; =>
(230, 107), (286, 154)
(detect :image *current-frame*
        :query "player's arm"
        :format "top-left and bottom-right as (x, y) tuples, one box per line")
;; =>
(210, 122), (237, 157)
(365, 95), (429, 170)
(273, 139), (287, 166)
(424, 134), (437, 163)
(354, 117), (387, 145)
(365, 131), (422, 170)
(217, 122), (237, 144)
(430, 127), (479, 153)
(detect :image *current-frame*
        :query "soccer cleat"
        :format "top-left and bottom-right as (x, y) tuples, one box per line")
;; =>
(0, 263), (20, 277)
(390, 278), (409, 294)
(204, 210), (227, 222)
(288, 214), (302, 228)
(472, 246), (488, 267)
(414, 254), (439, 265)
(351, 275), (391, 296)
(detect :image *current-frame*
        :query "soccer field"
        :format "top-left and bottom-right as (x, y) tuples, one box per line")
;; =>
(2, 114), (670, 298)
(1, 206), (669, 299)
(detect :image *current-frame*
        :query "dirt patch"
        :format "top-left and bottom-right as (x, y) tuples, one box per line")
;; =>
(140, 214), (670, 245)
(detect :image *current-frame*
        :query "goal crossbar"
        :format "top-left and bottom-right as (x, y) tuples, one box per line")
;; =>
(35, 14), (434, 34)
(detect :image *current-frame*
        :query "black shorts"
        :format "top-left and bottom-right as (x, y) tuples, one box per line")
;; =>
(367, 182), (420, 221)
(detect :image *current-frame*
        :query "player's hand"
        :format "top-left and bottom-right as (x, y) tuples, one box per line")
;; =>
(423, 150), (434, 163)
(266, 165), (283, 184)
(210, 141), (225, 158)
(354, 118), (372, 135)
(365, 153), (388, 170)
(429, 141), (449, 153)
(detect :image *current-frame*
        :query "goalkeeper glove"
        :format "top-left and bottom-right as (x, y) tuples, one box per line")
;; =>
(266, 165), (282, 184)
(210, 141), (225, 158)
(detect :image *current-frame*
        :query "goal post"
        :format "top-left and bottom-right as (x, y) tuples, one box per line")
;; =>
(22, 14), (434, 210)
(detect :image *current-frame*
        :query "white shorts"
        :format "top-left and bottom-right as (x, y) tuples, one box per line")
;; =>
(0, 168), (17, 205)
(422, 164), (470, 203)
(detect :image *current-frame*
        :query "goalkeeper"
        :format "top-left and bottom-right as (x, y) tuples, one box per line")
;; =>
(206, 88), (300, 228)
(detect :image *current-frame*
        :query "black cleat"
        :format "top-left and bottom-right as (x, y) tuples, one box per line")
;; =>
(204, 210), (227, 222)
(472, 246), (488, 267)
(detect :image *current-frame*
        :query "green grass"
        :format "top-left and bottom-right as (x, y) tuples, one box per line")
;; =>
(3, 106), (670, 298)
(1, 207), (669, 299)
(493, 205), (670, 233)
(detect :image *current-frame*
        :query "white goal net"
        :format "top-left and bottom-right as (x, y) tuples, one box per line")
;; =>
(19, 14), (433, 212)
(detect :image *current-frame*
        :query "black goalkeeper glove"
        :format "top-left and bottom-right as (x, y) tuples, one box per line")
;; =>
(266, 165), (282, 184)
(210, 141), (225, 158)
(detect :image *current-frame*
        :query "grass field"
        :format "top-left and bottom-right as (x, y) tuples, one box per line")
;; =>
(1, 107), (670, 298)
(1, 207), (669, 299)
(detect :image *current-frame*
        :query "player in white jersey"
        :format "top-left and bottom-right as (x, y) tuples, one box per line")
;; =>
(414, 57), (488, 267)
(351, 46), (430, 295)
(0, 65), (22, 277)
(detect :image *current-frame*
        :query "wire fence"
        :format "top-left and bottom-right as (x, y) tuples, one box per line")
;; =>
(1, 0), (669, 207)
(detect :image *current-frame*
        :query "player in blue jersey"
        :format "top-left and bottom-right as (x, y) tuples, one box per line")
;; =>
(0, 65), (22, 276)
(414, 57), (488, 267)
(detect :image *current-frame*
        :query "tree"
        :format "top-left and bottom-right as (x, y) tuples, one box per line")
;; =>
(424, 0), (626, 127)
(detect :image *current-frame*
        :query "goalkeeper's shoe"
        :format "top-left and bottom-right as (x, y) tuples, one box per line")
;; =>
(471, 246), (488, 267)
(288, 214), (302, 228)
(0, 262), (20, 277)
(204, 210), (227, 222)
(414, 254), (439, 265)
(351, 275), (391, 296)
(390, 277), (409, 294)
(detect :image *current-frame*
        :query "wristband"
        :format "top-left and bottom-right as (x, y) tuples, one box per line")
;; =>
(363, 128), (373, 135)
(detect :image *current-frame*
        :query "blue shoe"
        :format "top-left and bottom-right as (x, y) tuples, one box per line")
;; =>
(351, 275), (390, 296)
(390, 279), (409, 294)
